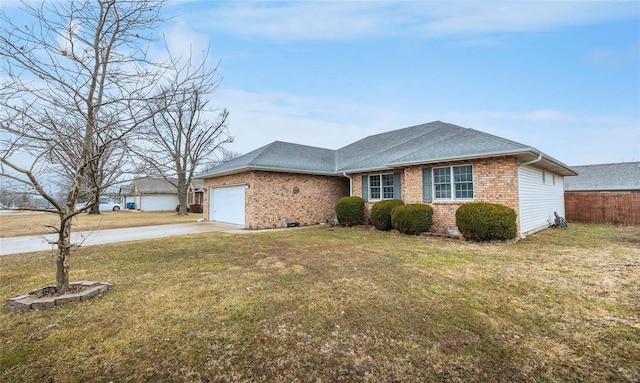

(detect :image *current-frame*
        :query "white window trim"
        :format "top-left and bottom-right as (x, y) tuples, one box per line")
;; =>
(432, 164), (474, 201)
(368, 173), (395, 201)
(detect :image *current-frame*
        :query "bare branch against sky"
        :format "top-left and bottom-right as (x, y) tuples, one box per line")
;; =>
(0, 0), (167, 293)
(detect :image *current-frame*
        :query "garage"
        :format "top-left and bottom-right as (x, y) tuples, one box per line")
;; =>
(210, 185), (245, 226)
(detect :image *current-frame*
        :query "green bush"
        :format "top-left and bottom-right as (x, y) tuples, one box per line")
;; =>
(455, 202), (517, 241)
(391, 204), (433, 234)
(335, 196), (364, 226)
(370, 199), (404, 230)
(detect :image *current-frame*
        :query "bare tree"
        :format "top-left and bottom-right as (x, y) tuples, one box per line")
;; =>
(53, 116), (132, 214)
(84, 137), (131, 214)
(136, 43), (232, 215)
(200, 149), (242, 173)
(0, 0), (166, 293)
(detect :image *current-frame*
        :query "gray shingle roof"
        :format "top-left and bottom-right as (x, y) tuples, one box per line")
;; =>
(132, 177), (177, 194)
(197, 121), (576, 178)
(198, 141), (337, 177)
(564, 162), (640, 191)
(337, 122), (531, 172)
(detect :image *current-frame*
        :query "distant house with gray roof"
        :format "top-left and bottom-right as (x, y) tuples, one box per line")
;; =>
(197, 121), (577, 237)
(564, 162), (640, 225)
(564, 162), (640, 192)
(121, 177), (204, 212)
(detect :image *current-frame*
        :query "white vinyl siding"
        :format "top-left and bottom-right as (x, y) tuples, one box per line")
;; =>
(137, 195), (179, 211)
(518, 165), (565, 236)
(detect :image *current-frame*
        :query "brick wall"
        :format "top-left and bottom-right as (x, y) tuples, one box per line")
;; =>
(203, 156), (521, 233)
(203, 171), (349, 229)
(352, 157), (521, 234)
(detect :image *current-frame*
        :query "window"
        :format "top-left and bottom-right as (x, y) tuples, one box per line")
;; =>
(433, 165), (473, 200)
(433, 168), (451, 199)
(454, 165), (473, 199)
(369, 174), (395, 200)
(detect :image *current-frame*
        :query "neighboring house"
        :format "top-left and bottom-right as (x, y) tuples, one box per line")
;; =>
(190, 179), (205, 206)
(196, 121), (577, 237)
(564, 162), (640, 224)
(121, 177), (204, 211)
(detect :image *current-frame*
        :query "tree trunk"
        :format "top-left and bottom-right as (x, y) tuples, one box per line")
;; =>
(176, 182), (188, 216)
(55, 219), (72, 294)
(88, 193), (101, 214)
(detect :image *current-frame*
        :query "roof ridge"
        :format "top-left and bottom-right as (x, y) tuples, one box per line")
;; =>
(383, 122), (469, 163)
(337, 123), (455, 171)
(465, 127), (530, 149)
(337, 121), (438, 151)
(255, 140), (339, 171)
(248, 141), (281, 166)
(336, 121), (446, 169)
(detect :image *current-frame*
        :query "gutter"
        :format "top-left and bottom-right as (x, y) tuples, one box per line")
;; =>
(196, 165), (339, 179)
(519, 153), (543, 167)
(383, 148), (537, 169)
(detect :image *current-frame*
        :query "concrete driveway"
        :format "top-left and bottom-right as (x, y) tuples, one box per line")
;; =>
(0, 222), (243, 256)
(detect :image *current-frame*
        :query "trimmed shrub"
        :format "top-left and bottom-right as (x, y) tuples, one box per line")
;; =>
(335, 196), (364, 226)
(391, 204), (433, 234)
(189, 204), (203, 213)
(455, 202), (517, 241)
(370, 199), (404, 230)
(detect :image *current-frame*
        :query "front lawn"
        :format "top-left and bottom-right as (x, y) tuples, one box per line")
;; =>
(1, 224), (638, 382)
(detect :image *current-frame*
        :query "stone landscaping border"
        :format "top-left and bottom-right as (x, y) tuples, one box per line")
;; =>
(5, 281), (113, 312)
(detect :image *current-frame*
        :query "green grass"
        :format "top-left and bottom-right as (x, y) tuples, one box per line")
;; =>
(1, 224), (638, 382)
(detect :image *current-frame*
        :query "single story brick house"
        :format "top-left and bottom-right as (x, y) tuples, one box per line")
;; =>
(196, 121), (577, 237)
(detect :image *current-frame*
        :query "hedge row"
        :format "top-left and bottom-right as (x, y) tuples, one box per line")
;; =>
(336, 197), (517, 241)
(336, 197), (433, 234)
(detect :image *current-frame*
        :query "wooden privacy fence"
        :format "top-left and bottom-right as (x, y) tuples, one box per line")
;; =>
(565, 192), (640, 225)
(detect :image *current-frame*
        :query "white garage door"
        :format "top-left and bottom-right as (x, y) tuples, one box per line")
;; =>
(210, 185), (245, 226)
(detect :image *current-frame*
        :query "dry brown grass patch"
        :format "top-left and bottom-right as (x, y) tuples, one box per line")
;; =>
(1, 224), (638, 382)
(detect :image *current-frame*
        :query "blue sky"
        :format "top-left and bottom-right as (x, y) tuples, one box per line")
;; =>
(5, 1), (640, 167)
(160, 0), (640, 167)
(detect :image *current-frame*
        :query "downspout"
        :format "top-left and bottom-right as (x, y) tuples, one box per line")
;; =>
(342, 172), (353, 196)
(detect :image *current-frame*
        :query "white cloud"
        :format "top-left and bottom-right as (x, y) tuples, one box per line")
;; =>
(185, 1), (639, 41)
(444, 109), (640, 165)
(211, 88), (639, 166)
(162, 20), (210, 58)
(215, 88), (397, 153)
(413, 2), (635, 37)
(191, 2), (391, 41)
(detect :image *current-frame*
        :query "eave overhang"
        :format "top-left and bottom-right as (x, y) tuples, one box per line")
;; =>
(341, 148), (578, 177)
